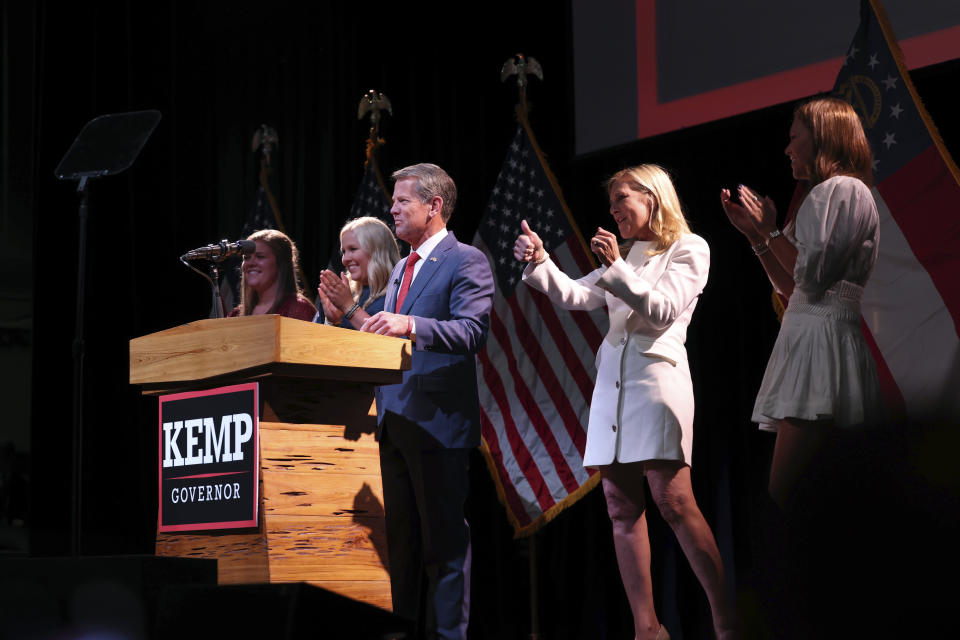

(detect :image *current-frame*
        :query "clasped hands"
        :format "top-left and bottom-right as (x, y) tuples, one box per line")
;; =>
(514, 219), (620, 267)
(360, 310), (411, 338)
(719, 184), (778, 242)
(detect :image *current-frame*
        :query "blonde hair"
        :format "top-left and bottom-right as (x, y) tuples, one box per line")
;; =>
(606, 164), (690, 255)
(340, 216), (401, 308)
(794, 97), (874, 187)
(239, 229), (305, 316)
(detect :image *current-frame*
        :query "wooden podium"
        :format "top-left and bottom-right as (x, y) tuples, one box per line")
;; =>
(129, 315), (411, 611)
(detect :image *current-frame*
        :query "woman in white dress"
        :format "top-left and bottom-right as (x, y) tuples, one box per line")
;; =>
(720, 96), (882, 510)
(515, 165), (735, 640)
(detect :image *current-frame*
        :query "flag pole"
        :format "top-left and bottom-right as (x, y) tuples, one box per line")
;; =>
(252, 127), (284, 232)
(250, 126), (312, 297)
(865, 0), (960, 182)
(506, 56), (598, 272)
(478, 50), (612, 634)
(322, 89), (397, 289)
(358, 89), (394, 203)
(529, 530), (540, 640)
(502, 53), (547, 640)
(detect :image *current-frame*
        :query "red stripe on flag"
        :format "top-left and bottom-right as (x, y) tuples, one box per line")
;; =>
(860, 318), (906, 421)
(480, 409), (534, 528)
(489, 309), (581, 495)
(569, 309), (605, 354)
(505, 296), (588, 456)
(563, 237), (607, 351)
(556, 237), (605, 352)
(477, 345), (556, 513)
(877, 147), (960, 335)
(565, 235), (595, 275)
(525, 288), (598, 406)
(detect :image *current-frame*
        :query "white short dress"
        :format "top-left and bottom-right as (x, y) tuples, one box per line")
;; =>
(523, 234), (710, 467)
(753, 176), (884, 431)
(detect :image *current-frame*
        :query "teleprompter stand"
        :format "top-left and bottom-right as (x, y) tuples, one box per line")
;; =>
(55, 109), (162, 555)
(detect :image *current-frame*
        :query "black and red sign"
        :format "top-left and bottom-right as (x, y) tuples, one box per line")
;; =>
(158, 382), (259, 532)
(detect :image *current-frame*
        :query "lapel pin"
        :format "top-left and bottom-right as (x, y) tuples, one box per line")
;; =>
(429, 257), (438, 262)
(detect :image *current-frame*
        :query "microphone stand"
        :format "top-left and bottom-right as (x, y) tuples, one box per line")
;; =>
(209, 263), (225, 319)
(70, 176), (90, 555)
(179, 242), (240, 319)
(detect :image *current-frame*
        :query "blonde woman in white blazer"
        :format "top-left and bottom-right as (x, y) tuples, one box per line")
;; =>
(515, 165), (735, 640)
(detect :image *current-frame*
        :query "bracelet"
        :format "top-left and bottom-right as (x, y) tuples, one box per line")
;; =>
(768, 229), (783, 243)
(343, 302), (361, 320)
(752, 240), (770, 256)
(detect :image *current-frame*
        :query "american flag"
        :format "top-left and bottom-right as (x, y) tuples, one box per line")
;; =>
(350, 162), (393, 220)
(326, 162), (394, 274)
(313, 161), (396, 323)
(473, 123), (609, 536)
(834, 0), (960, 420)
(219, 181), (282, 315)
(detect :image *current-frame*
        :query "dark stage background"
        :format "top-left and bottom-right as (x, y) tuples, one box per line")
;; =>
(5, 1), (960, 637)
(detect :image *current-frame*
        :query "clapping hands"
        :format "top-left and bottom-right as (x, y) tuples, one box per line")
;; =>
(720, 185), (778, 241)
(317, 269), (353, 323)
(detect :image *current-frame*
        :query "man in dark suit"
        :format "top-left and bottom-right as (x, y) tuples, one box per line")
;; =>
(361, 163), (494, 639)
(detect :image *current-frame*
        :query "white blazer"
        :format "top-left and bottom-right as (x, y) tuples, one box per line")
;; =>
(523, 234), (710, 466)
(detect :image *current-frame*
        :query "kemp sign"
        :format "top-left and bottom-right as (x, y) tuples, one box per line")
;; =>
(158, 383), (259, 532)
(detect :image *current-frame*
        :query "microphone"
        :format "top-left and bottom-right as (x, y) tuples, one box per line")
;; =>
(181, 239), (256, 261)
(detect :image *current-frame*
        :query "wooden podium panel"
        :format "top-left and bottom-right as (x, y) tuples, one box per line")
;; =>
(156, 415), (391, 610)
(130, 314), (410, 387)
(137, 316), (409, 612)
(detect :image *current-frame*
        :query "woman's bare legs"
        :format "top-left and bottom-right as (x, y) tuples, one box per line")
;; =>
(763, 418), (832, 638)
(768, 418), (830, 510)
(601, 463), (662, 640)
(645, 461), (737, 640)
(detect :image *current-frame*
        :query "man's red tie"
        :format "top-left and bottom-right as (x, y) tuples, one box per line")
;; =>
(395, 251), (420, 311)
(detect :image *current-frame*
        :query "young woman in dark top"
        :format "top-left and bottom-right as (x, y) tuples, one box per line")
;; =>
(229, 228), (316, 321)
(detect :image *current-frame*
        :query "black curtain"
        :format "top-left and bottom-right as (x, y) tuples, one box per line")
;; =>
(17, 0), (960, 637)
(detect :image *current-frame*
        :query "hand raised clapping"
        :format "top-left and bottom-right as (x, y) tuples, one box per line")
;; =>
(318, 269), (354, 310)
(720, 185), (778, 241)
(316, 285), (342, 324)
